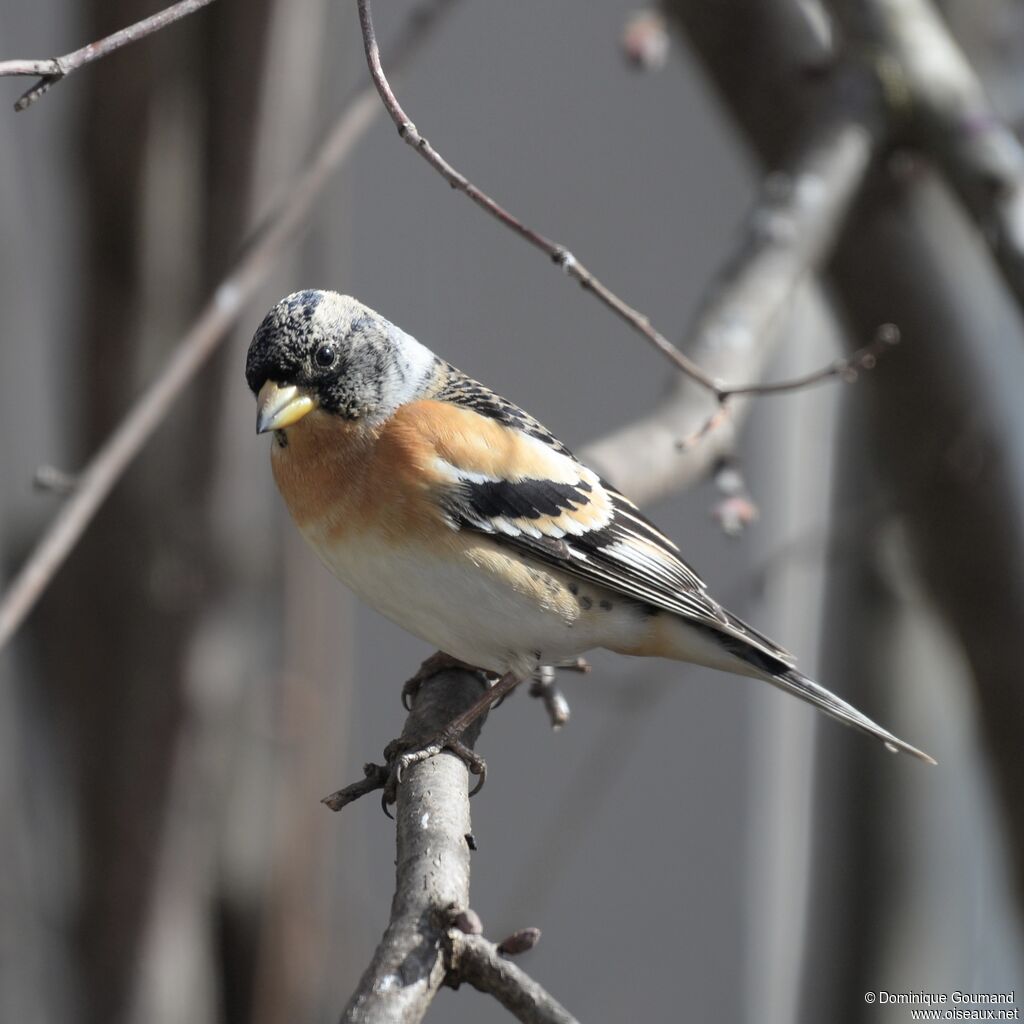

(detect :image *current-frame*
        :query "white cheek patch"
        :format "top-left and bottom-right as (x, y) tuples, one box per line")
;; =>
(387, 327), (438, 408)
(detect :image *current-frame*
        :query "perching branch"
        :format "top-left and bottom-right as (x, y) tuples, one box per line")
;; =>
(0, 0), (217, 111)
(836, 0), (1024, 317)
(339, 668), (485, 1023)
(356, 0), (887, 410)
(0, 0), (459, 653)
(337, 666), (576, 1024)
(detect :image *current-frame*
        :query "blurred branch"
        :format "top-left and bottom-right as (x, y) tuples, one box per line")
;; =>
(582, 112), (880, 503)
(837, 0), (1024, 318)
(668, 0), (1024, 969)
(338, 667), (575, 1023)
(356, 0), (884, 412)
(0, 0), (217, 111)
(0, 0), (459, 653)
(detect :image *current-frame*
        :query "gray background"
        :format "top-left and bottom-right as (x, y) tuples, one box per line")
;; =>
(0, 1), (1021, 1022)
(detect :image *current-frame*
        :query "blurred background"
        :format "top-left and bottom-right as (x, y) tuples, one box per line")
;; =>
(1, 0), (1022, 1021)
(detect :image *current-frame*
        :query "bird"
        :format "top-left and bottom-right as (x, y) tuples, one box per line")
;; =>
(246, 289), (935, 773)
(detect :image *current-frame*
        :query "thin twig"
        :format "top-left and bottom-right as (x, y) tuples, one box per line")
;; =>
(447, 932), (579, 1024)
(674, 322), (897, 452)
(321, 764), (389, 812)
(0, 0), (458, 653)
(356, 0), (886, 409)
(356, 0), (718, 393)
(0, 0), (217, 111)
(723, 321), (900, 397)
(582, 113), (881, 503)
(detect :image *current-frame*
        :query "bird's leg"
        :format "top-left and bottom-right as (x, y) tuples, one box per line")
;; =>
(528, 657), (591, 729)
(400, 650), (495, 710)
(385, 671), (523, 802)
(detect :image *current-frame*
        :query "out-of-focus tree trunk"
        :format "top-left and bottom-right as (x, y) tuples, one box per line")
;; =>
(741, 284), (842, 1024)
(667, 1), (1024, 1020)
(31, 2), (274, 1020)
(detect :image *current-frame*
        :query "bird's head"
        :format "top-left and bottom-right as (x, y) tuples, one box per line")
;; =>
(246, 290), (436, 433)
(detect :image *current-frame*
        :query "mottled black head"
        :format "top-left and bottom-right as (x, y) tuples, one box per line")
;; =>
(246, 290), (436, 426)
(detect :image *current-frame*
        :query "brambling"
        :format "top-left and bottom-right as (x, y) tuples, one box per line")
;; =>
(246, 290), (935, 774)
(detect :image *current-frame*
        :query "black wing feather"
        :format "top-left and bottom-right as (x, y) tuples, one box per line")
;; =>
(442, 475), (756, 636)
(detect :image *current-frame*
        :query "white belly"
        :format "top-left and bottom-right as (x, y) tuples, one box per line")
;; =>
(299, 526), (647, 676)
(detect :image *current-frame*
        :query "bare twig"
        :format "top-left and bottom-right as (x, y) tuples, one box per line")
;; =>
(320, 764), (389, 812)
(673, 321), (897, 456)
(723, 321), (899, 397)
(355, 0), (883, 408)
(0, 0), (217, 111)
(448, 932), (578, 1024)
(0, 0), (458, 653)
(836, 0), (1024, 318)
(356, 0), (718, 392)
(582, 114), (879, 503)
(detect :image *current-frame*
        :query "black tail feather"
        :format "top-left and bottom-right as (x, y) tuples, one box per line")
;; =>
(771, 668), (936, 764)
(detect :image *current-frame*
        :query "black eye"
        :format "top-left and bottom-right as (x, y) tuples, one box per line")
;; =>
(314, 343), (336, 369)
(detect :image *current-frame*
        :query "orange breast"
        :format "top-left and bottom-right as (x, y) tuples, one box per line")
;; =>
(269, 407), (453, 546)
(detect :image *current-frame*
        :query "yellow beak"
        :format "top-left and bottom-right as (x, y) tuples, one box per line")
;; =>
(256, 381), (317, 434)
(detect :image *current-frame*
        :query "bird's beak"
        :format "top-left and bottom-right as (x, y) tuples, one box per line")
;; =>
(256, 381), (318, 434)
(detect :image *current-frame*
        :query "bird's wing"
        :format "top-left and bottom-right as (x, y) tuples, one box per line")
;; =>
(399, 378), (794, 666)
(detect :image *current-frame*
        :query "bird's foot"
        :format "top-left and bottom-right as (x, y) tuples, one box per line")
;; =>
(381, 732), (488, 811)
(401, 651), (494, 710)
(382, 670), (521, 812)
(528, 657), (590, 729)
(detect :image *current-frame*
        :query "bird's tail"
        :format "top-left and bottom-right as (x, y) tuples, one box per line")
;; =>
(767, 666), (936, 765)
(643, 614), (936, 764)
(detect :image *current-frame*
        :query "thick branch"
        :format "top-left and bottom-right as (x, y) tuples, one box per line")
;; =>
(836, 0), (1024, 315)
(340, 669), (485, 1023)
(0, 0), (458, 652)
(0, 0), (217, 111)
(447, 933), (579, 1024)
(582, 108), (879, 503)
(337, 668), (579, 1023)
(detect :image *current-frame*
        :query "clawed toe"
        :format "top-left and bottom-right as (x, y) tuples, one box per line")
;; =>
(381, 731), (489, 810)
(448, 740), (487, 795)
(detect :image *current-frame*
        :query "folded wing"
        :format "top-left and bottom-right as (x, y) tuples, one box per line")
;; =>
(413, 384), (795, 667)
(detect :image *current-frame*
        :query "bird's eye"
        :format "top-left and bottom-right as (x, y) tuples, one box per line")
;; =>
(314, 343), (337, 369)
